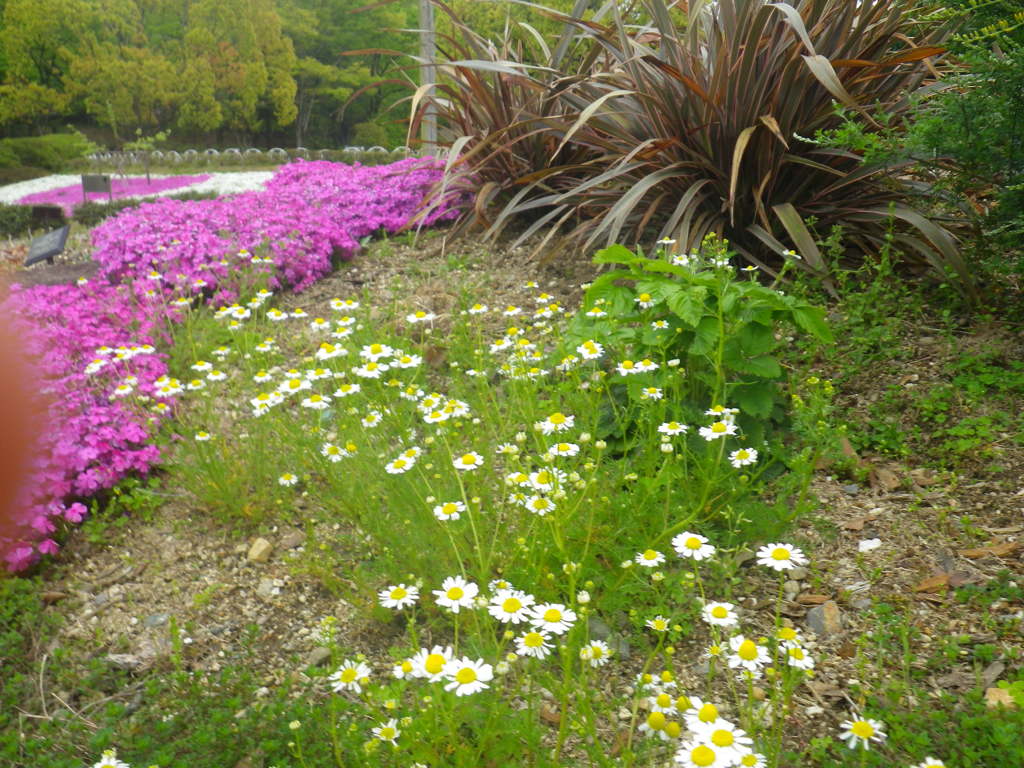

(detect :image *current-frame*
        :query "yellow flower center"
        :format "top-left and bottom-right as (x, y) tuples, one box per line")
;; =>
(789, 647), (805, 660)
(502, 597), (522, 613)
(660, 671), (674, 683)
(639, 293), (651, 302)
(460, 454), (476, 465)
(370, 344), (383, 354)
(646, 712), (666, 730)
(543, 608), (562, 623)
(424, 654), (446, 675)
(738, 639), (758, 660)
(676, 695), (691, 710)
(557, 443), (570, 452)
(390, 587), (407, 600)
(642, 549), (658, 561)
(651, 619), (668, 630)
(441, 503), (458, 516)
(549, 412), (566, 424)
(392, 459), (406, 469)
(622, 360), (635, 369)
(656, 693), (672, 708)
(591, 645), (604, 659)
(698, 703), (718, 722)
(665, 721), (682, 739)
(851, 720), (874, 739)
(691, 745), (717, 767)
(455, 667), (477, 684)
(446, 587), (464, 601)
(711, 729), (734, 747)
(523, 632), (545, 648)
(778, 627), (797, 640)
(711, 606), (728, 619)
(711, 422), (727, 433)
(535, 471), (552, 484)
(401, 661), (412, 674)
(340, 668), (357, 682)
(378, 726), (396, 740)
(771, 547), (791, 561)
(735, 450), (750, 460)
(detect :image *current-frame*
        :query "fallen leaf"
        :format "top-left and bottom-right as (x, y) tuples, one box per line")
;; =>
(947, 570), (979, 588)
(914, 573), (949, 593)
(982, 661), (1006, 689)
(981, 525), (1023, 535)
(985, 687), (1017, 709)
(839, 436), (860, 462)
(870, 466), (902, 492)
(40, 591), (68, 604)
(840, 515), (871, 531)
(837, 641), (857, 659)
(959, 540), (1020, 558)
(540, 704), (561, 726)
(797, 593), (830, 605)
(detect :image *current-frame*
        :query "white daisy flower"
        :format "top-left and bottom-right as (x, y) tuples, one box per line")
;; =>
(529, 603), (576, 635)
(433, 501), (465, 521)
(410, 645), (453, 681)
(452, 452), (484, 471)
(755, 542), (808, 572)
(838, 715), (886, 750)
(514, 629), (553, 659)
(579, 640), (612, 667)
(406, 310), (436, 324)
(658, 421), (689, 436)
(444, 657), (493, 696)
(372, 718), (400, 745)
(701, 602), (739, 628)
(576, 340), (604, 360)
(432, 576), (478, 613)
(536, 412), (575, 435)
(378, 584), (419, 610)
(635, 549), (666, 567)
(672, 532), (715, 560)
(329, 659), (371, 693)
(278, 473), (299, 487)
(698, 421), (738, 441)
(488, 589), (535, 624)
(729, 448), (758, 467)
(727, 635), (770, 673)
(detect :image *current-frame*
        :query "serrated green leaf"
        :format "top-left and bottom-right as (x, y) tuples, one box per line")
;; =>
(791, 305), (834, 343)
(689, 314), (719, 354)
(667, 285), (708, 328)
(593, 244), (639, 265)
(732, 382), (777, 418)
(738, 322), (775, 356)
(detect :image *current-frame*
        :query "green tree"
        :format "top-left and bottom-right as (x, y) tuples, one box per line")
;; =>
(181, 0), (296, 139)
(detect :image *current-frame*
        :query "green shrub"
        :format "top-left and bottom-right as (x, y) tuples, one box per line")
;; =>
(0, 202), (33, 238)
(351, 121), (390, 148)
(71, 198), (143, 228)
(421, 0), (972, 294)
(905, 2), (1024, 265)
(0, 166), (50, 185)
(0, 131), (98, 172)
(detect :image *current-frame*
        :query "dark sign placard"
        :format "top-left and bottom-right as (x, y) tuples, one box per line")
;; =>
(25, 224), (70, 267)
(81, 174), (113, 202)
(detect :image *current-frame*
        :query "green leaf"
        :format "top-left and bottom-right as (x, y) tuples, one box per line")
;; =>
(667, 285), (708, 328)
(593, 244), (640, 266)
(791, 305), (834, 343)
(738, 323), (776, 357)
(732, 382), (777, 419)
(689, 315), (719, 354)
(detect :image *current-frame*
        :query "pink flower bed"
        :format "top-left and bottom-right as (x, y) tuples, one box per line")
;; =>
(17, 174), (211, 215)
(1, 159), (461, 571)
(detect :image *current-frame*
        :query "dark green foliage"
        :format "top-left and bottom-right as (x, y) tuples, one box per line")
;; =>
(0, 132), (96, 171)
(0, 202), (34, 237)
(71, 190), (219, 228)
(421, 0), (972, 293)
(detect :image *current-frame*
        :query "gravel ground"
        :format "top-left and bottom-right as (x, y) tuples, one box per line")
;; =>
(0, 171), (273, 205)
